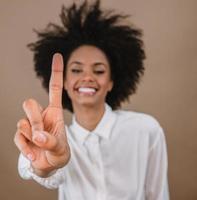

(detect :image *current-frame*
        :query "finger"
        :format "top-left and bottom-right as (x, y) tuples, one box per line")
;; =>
(23, 98), (44, 132)
(32, 130), (65, 154)
(14, 130), (35, 161)
(49, 53), (64, 107)
(37, 102), (44, 113)
(17, 118), (32, 141)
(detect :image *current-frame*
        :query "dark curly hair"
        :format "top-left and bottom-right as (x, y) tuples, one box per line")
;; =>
(28, 0), (145, 112)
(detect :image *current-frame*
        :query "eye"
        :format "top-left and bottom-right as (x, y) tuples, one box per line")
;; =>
(94, 70), (105, 75)
(71, 68), (82, 73)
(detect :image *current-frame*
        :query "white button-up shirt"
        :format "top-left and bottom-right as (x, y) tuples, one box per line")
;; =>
(18, 104), (169, 200)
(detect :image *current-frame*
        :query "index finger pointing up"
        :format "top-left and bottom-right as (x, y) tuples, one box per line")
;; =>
(49, 53), (64, 107)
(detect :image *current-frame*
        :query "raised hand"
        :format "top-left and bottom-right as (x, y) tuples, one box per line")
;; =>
(14, 53), (71, 177)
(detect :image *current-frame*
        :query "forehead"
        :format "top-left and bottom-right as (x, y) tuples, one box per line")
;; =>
(67, 45), (110, 66)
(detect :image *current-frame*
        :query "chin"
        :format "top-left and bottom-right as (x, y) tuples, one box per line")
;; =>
(73, 99), (105, 109)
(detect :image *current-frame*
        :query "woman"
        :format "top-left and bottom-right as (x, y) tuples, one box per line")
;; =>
(14, 0), (169, 199)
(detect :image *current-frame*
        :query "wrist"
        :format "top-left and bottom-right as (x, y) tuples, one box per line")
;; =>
(29, 165), (57, 178)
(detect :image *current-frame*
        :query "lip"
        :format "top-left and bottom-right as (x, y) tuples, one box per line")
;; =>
(74, 87), (98, 96)
(75, 86), (98, 91)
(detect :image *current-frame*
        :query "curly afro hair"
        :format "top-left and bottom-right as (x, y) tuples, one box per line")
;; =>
(28, 0), (145, 112)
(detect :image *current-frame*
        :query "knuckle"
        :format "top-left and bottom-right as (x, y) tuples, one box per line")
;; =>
(50, 83), (61, 91)
(31, 119), (42, 128)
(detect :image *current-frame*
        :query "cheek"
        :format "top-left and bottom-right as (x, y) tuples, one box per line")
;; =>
(64, 73), (75, 89)
(98, 83), (111, 94)
(64, 79), (73, 91)
(64, 80), (75, 99)
(100, 77), (112, 88)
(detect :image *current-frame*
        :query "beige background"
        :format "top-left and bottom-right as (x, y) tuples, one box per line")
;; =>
(0, 0), (197, 199)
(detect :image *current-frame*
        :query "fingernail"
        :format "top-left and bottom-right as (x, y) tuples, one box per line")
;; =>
(27, 153), (34, 161)
(33, 132), (47, 143)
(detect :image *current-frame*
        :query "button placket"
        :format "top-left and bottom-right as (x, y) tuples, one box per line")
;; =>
(85, 135), (100, 165)
(84, 134), (106, 200)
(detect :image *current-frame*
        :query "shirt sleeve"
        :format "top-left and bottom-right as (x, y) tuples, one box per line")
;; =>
(18, 153), (66, 189)
(145, 127), (170, 200)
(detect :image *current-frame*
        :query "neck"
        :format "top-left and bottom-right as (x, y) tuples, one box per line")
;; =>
(73, 103), (105, 131)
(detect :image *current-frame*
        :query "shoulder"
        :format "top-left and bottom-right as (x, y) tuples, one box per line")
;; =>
(113, 109), (165, 143)
(114, 109), (166, 146)
(114, 109), (162, 130)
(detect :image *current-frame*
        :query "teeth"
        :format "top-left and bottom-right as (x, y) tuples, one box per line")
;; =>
(78, 87), (96, 93)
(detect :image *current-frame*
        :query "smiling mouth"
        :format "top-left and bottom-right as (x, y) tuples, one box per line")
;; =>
(76, 87), (97, 95)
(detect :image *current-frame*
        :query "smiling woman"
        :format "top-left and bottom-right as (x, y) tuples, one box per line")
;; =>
(14, 0), (169, 200)
(27, 0), (145, 112)
(64, 45), (113, 115)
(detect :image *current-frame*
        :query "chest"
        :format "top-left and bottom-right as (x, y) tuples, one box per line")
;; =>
(66, 132), (150, 199)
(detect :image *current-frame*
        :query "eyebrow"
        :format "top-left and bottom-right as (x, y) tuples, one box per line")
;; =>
(68, 61), (108, 67)
(69, 61), (82, 66)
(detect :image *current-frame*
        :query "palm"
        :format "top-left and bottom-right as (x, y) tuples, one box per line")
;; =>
(31, 106), (67, 170)
(43, 106), (64, 135)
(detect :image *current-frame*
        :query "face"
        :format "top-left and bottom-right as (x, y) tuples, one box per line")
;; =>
(64, 45), (113, 110)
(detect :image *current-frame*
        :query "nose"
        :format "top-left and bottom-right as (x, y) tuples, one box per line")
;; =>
(81, 70), (95, 82)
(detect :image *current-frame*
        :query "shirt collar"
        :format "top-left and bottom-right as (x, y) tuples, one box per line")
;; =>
(69, 104), (117, 145)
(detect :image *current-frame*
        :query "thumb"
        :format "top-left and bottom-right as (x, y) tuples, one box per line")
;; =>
(32, 131), (59, 152)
